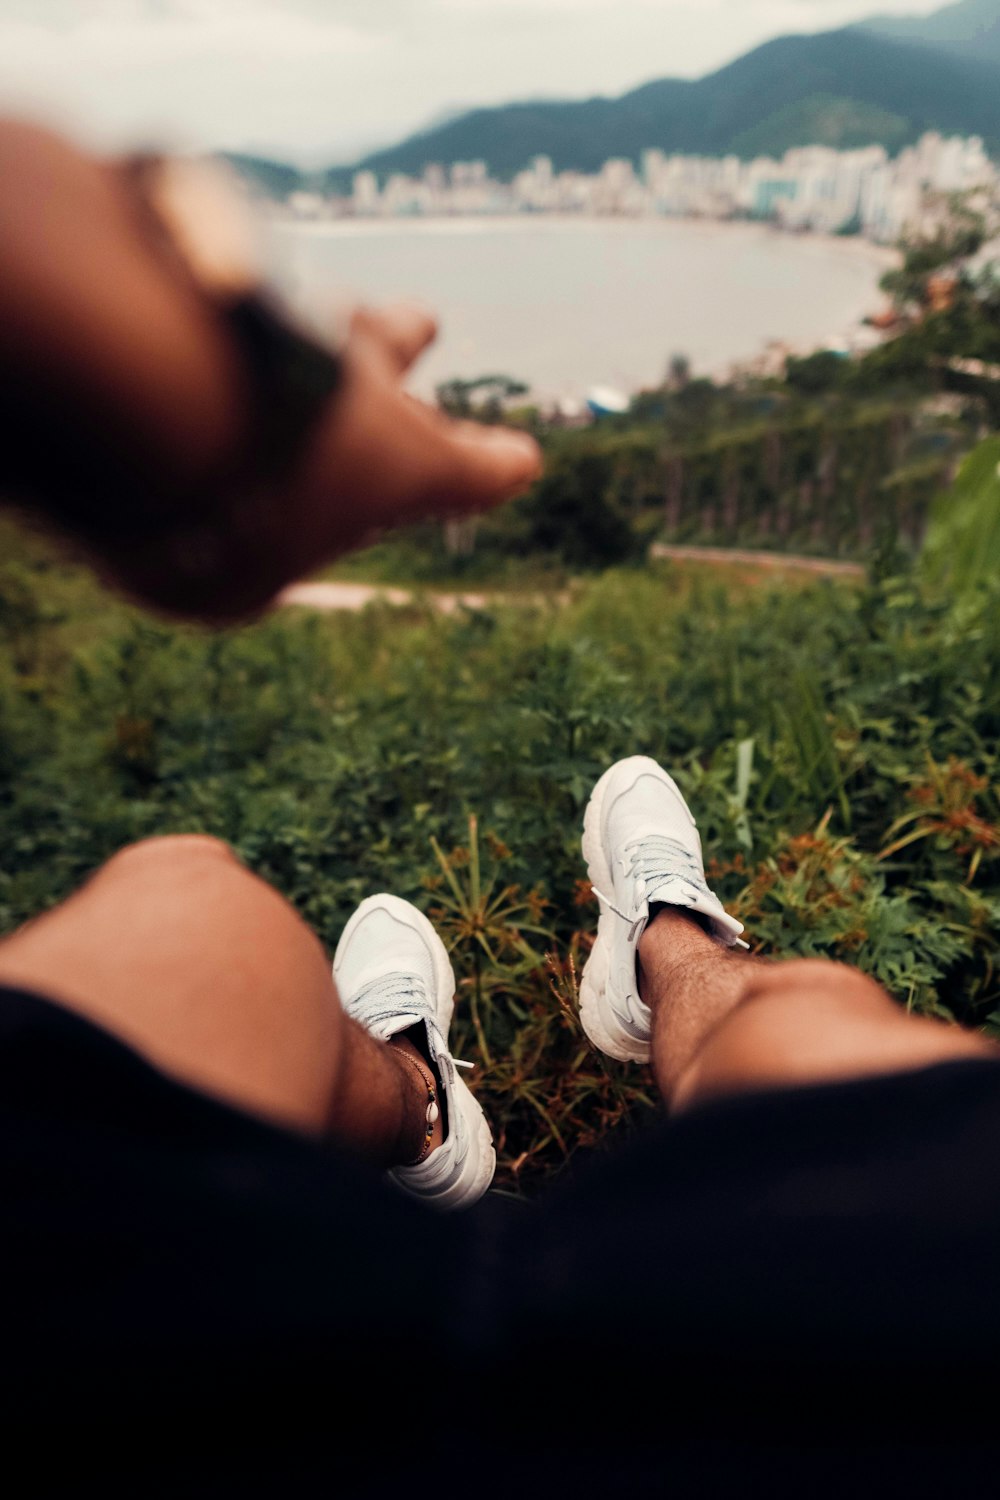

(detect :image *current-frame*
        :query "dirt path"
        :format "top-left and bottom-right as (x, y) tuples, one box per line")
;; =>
(649, 543), (865, 577)
(277, 546), (864, 614)
(277, 580), (491, 614)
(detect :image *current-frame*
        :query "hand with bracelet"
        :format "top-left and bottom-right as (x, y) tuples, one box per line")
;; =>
(0, 120), (542, 620)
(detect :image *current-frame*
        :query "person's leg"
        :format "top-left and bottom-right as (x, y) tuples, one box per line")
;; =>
(579, 756), (999, 1111)
(0, 835), (437, 1163)
(640, 908), (999, 1114)
(332, 893), (497, 1210)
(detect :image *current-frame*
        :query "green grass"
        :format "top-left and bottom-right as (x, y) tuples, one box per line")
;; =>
(923, 435), (1000, 597)
(1, 510), (999, 1191)
(321, 532), (571, 593)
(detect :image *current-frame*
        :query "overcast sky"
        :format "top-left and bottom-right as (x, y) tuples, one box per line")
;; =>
(0, 0), (946, 164)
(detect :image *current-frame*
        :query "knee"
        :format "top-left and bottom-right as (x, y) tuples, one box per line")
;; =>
(715, 960), (897, 1062)
(672, 958), (899, 1112)
(737, 958), (894, 1021)
(99, 834), (242, 885)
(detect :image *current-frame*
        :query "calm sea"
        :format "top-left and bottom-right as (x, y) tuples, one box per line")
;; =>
(270, 216), (895, 400)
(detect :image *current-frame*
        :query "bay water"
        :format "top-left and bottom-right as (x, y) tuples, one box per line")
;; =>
(271, 215), (895, 400)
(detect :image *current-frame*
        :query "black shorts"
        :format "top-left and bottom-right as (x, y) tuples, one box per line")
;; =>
(4, 983), (1000, 1496)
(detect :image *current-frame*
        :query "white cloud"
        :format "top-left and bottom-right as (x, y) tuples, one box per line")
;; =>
(0, 0), (953, 160)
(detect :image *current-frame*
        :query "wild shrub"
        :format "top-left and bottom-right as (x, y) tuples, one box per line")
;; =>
(0, 521), (998, 1188)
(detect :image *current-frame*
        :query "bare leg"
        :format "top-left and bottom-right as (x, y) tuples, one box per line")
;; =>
(0, 836), (440, 1165)
(639, 909), (999, 1114)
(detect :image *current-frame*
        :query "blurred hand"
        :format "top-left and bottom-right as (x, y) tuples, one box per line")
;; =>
(333, 301), (543, 534)
(117, 298), (543, 621)
(0, 120), (542, 622)
(283, 299), (542, 577)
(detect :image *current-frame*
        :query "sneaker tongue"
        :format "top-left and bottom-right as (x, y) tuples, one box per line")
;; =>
(424, 1023), (455, 1085)
(348, 967), (434, 1041)
(645, 873), (703, 908)
(646, 877), (745, 946)
(379, 1011), (425, 1042)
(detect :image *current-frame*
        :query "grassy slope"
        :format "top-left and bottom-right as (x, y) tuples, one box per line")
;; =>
(923, 433), (1000, 593)
(2, 516), (998, 1188)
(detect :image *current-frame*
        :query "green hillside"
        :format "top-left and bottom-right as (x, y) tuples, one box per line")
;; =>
(216, 7), (1000, 199)
(346, 27), (1000, 185)
(727, 94), (913, 159)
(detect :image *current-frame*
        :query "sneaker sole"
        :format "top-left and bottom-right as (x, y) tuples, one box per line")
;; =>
(340, 895), (496, 1209)
(580, 756), (694, 1066)
(393, 1071), (497, 1212)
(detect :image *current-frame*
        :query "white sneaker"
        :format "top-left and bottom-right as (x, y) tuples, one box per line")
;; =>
(333, 894), (496, 1211)
(580, 756), (746, 1064)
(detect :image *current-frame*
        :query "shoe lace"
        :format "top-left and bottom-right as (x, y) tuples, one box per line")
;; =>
(591, 835), (709, 945)
(628, 834), (709, 895)
(351, 971), (432, 1031)
(350, 972), (475, 1070)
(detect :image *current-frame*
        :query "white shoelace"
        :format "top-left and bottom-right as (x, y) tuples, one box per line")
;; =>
(351, 971), (430, 1031)
(592, 834), (712, 944)
(350, 971), (475, 1069)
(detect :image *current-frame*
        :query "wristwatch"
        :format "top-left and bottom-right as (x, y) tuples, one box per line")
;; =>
(124, 153), (343, 489)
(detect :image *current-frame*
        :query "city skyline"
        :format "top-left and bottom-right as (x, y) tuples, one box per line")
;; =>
(280, 131), (997, 251)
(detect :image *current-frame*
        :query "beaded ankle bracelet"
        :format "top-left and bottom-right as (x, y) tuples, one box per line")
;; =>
(390, 1044), (441, 1165)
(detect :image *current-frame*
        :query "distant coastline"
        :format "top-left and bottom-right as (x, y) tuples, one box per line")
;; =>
(271, 215), (900, 398)
(273, 133), (994, 257)
(276, 211), (900, 267)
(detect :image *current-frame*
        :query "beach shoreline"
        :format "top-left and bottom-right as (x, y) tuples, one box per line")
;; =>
(270, 215), (900, 399)
(274, 210), (900, 264)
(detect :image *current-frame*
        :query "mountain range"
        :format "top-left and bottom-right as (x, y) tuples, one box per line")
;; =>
(224, 0), (1000, 195)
